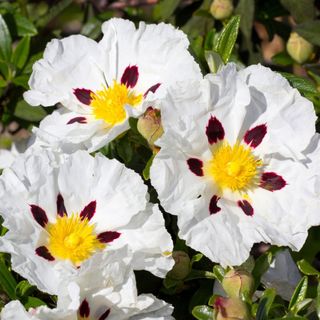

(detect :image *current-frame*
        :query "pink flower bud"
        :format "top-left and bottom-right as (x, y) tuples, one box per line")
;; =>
(215, 297), (251, 320)
(137, 107), (163, 150)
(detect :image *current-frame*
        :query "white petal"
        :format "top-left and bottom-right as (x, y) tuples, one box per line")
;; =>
(99, 18), (201, 93)
(114, 204), (174, 277)
(1, 301), (34, 320)
(24, 35), (104, 111)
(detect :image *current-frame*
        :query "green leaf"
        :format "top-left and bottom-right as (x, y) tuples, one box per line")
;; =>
(15, 280), (35, 298)
(289, 276), (308, 312)
(252, 251), (274, 289)
(163, 276), (181, 289)
(12, 36), (30, 69)
(189, 281), (215, 313)
(279, 72), (318, 95)
(293, 298), (313, 314)
(297, 259), (320, 277)
(14, 14), (37, 36)
(0, 14), (12, 61)
(0, 259), (17, 300)
(185, 270), (216, 281)
(37, 0), (73, 27)
(272, 51), (294, 66)
(192, 305), (214, 320)
(14, 100), (47, 122)
(296, 21), (320, 46)
(142, 154), (155, 180)
(12, 74), (29, 89)
(0, 60), (10, 79)
(153, 0), (181, 21)
(235, 0), (255, 40)
(116, 136), (133, 164)
(256, 288), (276, 320)
(205, 50), (224, 73)
(0, 78), (6, 88)
(190, 253), (203, 266)
(316, 282), (320, 318)
(23, 296), (46, 309)
(81, 17), (102, 40)
(214, 15), (241, 63)
(212, 265), (225, 282)
(280, 0), (314, 23)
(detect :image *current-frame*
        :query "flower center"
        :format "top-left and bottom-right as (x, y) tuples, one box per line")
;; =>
(46, 214), (104, 265)
(90, 81), (143, 126)
(205, 142), (263, 192)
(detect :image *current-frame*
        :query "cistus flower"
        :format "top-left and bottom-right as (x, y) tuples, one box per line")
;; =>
(214, 297), (251, 320)
(150, 63), (320, 267)
(1, 292), (174, 320)
(210, 0), (234, 20)
(24, 18), (201, 152)
(1, 251), (174, 319)
(287, 32), (314, 64)
(0, 149), (173, 295)
(222, 269), (254, 299)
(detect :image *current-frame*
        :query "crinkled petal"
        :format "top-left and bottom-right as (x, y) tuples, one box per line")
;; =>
(24, 35), (104, 111)
(114, 204), (174, 277)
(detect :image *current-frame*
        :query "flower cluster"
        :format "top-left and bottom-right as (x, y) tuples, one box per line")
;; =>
(0, 17), (320, 320)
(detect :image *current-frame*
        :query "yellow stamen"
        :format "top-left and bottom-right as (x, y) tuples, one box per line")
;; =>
(90, 81), (143, 126)
(47, 214), (104, 266)
(204, 142), (263, 192)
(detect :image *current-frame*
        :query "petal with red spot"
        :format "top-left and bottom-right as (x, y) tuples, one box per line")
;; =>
(206, 116), (225, 144)
(238, 200), (254, 216)
(187, 158), (203, 176)
(97, 231), (121, 243)
(30, 205), (48, 227)
(73, 88), (93, 105)
(98, 309), (111, 320)
(209, 195), (221, 214)
(144, 83), (161, 97)
(80, 201), (96, 221)
(79, 299), (90, 318)
(260, 172), (286, 191)
(121, 65), (139, 88)
(67, 117), (87, 125)
(35, 246), (55, 261)
(56, 194), (67, 217)
(243, 124), (267, 148)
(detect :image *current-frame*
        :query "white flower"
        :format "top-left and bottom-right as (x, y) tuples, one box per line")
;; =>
(1, 255), (174, 320)
(0, 137), (32, 169)
(24, 18), (201, 152)
(150, 63), (320, 267)
(0, 149), (173, 295)
(1, 278), (173, 320)
(1, 294), (173, 320)
(261, 249), (301, 301)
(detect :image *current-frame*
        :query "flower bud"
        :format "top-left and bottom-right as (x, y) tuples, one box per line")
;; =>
(167, 251), (191, 280)
(222, 269), (254, 300)
(286, 32), (314, 64)
(214, 297), (251, 320)
(137, 107), (163, 150)
(210, 0), (234, 20)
